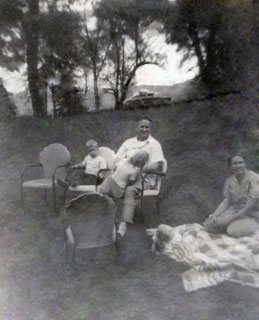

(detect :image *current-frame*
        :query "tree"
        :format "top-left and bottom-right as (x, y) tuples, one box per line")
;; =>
(0, 0), (24, 71)
(24, 0), (46, 117)
(39, 6), (83, 114)
(79, 9), (111, 111)
(0, 0), (47, 116)
(96, 0), (163, 110)
(0, 0), (82, 117)
(40, 8), (82, 78)
(162, 0), (254, 90)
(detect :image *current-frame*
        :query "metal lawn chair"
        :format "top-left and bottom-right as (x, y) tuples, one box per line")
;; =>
(21, 143), (71, 213)
(62, 192), (117, 264)
(139, 160), (167, 223)
(62, 146), (115, 203)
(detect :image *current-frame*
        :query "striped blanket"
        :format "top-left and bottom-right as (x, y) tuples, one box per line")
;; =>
(147, 224), (259, 292)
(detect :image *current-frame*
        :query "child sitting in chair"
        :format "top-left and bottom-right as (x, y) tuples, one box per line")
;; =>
(99, 150), (149, 199)
(58, 140), (107, 188)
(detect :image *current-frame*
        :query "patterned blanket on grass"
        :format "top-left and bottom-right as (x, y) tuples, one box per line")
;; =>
(147, 224), (259, 292)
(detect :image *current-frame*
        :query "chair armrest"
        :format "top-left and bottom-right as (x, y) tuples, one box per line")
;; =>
(21, 164), (43, 183)
(65, 166), (85, 177)
(53, 164), (71, 184)
(141, 172), (166, 186)
(140, 172), (166, 196)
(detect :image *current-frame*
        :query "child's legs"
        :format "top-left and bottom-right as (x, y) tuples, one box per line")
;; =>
(80, 173), (97, 185)
(120, 180), (152, 224)
(120, 188), (137, 223)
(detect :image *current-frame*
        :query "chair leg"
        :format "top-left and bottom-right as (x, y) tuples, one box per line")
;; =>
(63, 187), (69, 206)
(113, 223), (117, 243)
(21, 185), (26, 214)
(139, 193), (145, 222)
(65, 241), (76, 265)
(44, 190), (48, 202)
(156, 196), (161, 224)
(65, 226), (76, 265)
(140, 192), (144, 214)
(52, 183), (57, 214)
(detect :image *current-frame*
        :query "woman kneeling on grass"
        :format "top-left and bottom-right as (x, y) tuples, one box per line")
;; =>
(204, 154), (259, 238)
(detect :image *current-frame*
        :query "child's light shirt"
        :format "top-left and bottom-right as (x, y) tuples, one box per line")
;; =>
(112, 159), (140, 189)
(81, 154), (107, 176)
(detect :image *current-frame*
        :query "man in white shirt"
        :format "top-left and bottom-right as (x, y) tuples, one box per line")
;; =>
(114, 117), (166, 237)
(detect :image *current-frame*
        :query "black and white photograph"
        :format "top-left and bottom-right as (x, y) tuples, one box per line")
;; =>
(0, 0), (258, 319)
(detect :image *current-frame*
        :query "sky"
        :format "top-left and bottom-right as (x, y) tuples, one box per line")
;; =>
(135, 30), (198, 86)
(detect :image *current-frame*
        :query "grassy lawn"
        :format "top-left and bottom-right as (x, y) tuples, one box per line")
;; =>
(0, 100), (259, 320)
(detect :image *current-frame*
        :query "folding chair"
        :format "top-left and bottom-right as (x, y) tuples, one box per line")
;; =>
(62, 146), (115, 204)
(21, 143), (71, 213)
(62, 192), (117, 264)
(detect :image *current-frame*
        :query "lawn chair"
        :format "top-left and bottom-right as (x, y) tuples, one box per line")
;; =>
(21, 143), (71, 214)
(139, 160), (167, 223)
(62, 192), (117, 264)
(62, 146), (115, 203)
(97, 158), (167, 223)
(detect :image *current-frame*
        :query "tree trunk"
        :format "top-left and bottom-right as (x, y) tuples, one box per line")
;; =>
(113, 90), (120, 111)
(117, 88), (127, 110)
(93, 71), (100, 111)
(117, 61), (156, 110)
(188, 22), (206, 81)
(203, 18), (220, 86)
(25, 0), (46, 117)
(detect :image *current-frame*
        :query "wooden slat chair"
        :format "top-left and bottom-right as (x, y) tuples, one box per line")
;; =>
(62, 147), (115, 203)
(62, 192), (117, 264)
(21, 143), (71, 213)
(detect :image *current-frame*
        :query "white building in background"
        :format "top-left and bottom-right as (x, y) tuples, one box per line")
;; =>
(11, 83), (55, 116)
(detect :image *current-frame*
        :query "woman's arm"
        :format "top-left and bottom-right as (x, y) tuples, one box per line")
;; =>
(204, 198), (230, 229)
(212, 198), (230, 218)
(225, 173), (259, 223)
(230, 197), (257, 222)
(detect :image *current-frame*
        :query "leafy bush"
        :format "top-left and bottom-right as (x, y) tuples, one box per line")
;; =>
(50, 84), (86, 117)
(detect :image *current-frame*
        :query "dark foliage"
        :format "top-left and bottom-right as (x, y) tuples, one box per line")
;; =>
(162, 0), (256, 91)
(50, 83), (86, 117)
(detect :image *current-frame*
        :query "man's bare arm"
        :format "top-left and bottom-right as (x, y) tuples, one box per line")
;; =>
(142, 161), (164, 174)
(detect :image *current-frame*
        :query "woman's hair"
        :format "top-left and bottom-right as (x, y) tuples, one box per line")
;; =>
(86, 140), (98, 149)
(227, 153), (246, 167)
(130, 151), (149, 167)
